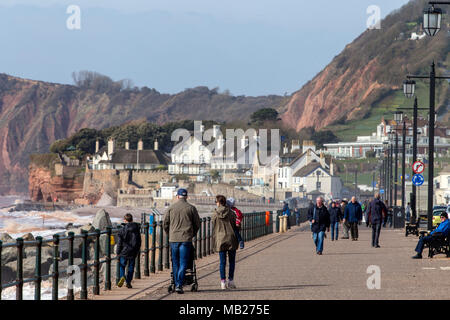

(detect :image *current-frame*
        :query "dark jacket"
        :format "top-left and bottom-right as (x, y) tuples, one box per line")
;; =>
(163, 198), (201, 243)
(307, 205), (330, 233)
(344, 202), (363, 223)
(329, 206), (343, 224)
(212, 205), (239, 252)
(116, 222), (142, 259)
(368, 198), (387, 224)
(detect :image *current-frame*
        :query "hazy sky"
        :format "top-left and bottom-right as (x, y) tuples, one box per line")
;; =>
(0, 0), (410, 95)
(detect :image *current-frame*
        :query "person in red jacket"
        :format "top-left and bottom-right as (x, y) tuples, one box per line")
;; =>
(227, 198), (245, 249)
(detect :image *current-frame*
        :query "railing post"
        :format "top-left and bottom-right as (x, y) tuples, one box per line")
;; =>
(94, 229), (101, 295)
(0, 240), (2, 300)
(105, 227), (112, 291)
(80, 230), (88, 300)
(51, 234), (60, 300)
(207, 217), (211, 255)
(67, 231), (75, 300)
(164, 229), (170, 270)
(16, 237), (24, 300)
(151, 219), (156, 273)
(202, 217), (206, 257)
(34, 236), (43, 300)
(144, 223), (150, 277)
(197, 222), (202, 259)
(158, 221), (163, 272)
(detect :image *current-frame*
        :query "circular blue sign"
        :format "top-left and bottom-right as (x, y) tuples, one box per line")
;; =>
(412, 174), (424, 186)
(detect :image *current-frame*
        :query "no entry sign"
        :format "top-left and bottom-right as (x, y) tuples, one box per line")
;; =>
(412, 161), (425, 174)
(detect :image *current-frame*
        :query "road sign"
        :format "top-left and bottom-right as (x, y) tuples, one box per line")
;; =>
(412, 174), (424, 186)
(380, 189), (385, 194)
(412, 161), (425, 174)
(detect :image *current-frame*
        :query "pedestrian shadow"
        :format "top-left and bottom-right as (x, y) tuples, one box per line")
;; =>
(195, 284), (328, 293)
(324, 252), (369, 255)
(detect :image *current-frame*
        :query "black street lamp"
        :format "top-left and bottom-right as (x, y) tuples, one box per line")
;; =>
(405, 63), (450, 230)
(423, 3), (444, 36)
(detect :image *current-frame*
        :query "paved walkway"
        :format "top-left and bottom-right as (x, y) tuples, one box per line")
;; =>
(94, 225), (450, 300)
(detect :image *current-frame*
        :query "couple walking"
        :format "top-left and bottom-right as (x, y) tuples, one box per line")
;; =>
(163, 189), (244, 294)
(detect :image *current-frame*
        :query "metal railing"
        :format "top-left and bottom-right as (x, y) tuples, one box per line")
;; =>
(1, 209), (280, 300)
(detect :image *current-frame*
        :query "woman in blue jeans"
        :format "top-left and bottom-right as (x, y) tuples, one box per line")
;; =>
(329, 201), (342, 241)
(212, 195), (239, 290)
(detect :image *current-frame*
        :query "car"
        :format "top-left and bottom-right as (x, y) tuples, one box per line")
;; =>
(432, 208), (447, 227)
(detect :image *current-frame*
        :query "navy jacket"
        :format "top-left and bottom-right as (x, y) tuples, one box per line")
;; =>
(117, 222), (142, 259)
(368, 198), (387, 224)
(329, 207), (343, 224)
(307, 205), (330, 233)
(344, 202), (362, 223)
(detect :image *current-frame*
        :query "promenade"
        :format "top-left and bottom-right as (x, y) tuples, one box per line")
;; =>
(94, 224), (450, 300)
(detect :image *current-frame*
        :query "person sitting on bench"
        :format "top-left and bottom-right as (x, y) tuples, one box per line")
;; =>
(412, 212), (450, 259)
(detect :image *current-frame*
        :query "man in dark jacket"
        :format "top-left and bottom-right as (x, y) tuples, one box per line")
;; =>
(329, 201), (343, 241)
(367, 193), (387, 248)
(344, 196), (362, 241)
(307, 196), (330, 255)
(117, 213), (142, 289)
(163, 188), (201, 294)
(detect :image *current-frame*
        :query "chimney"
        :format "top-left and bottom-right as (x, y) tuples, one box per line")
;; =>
(320, 151), (326, 168)
(306, 148), (312, 165)
(138, 140), (144, 151)
(302, 140), (316, 153)
(330, 158), (335, 176)
(154, 140), (159, 151)
(125, 141), (130, 150)
(283, 143), (289, 154)
(95, 140), (99, 153)
(213, 125), (220, 138)
(107, 138), (114, 156)
(241, 137), (248, 149)
(291, 140), (300, 153)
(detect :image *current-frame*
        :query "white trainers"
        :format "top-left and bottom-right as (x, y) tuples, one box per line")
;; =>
(220, 280), (227, 290)
(227, 280), (236, 289)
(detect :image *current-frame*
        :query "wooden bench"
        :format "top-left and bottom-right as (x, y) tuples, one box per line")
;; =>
(419, 231), (450, 258)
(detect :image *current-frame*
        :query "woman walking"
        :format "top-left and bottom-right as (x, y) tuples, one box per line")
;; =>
(212, 195), (239, 290)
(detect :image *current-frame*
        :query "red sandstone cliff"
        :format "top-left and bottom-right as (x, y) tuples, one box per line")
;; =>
(281, 0), (449, 132)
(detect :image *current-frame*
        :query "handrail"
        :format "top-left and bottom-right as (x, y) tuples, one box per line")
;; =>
(0, 209), (283, 300)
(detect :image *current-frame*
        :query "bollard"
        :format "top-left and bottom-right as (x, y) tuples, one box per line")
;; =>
(67, 232), (75, 299)
(278, 216), (283, 233)
(105, 227), (112, 291)
(158, 221), (163, 272)
(151, 220), (156, 273)
(35, 236), (43, 300)
(164, 230), (170, 270)
(80, 230), (88, 300)
(94, 229), (101, 295)
(144, 223), (150, 277)
(283, 215), (288, 232)
(207, 217), (211, 255)
(202, 217), (206, 257)
(16, 237), (24, 300)
(51, 234), (59, 300)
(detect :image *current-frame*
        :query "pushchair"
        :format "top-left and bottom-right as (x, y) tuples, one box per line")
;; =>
(168, 243), (198, 293)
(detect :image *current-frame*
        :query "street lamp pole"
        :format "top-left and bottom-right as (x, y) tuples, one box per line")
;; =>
(402, 121), (406, 211)
(389, 144), (393, 206)
(412, 97), (418, 223)
(394, 132), (399, 207)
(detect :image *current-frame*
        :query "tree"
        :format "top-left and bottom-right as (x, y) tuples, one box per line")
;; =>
(250, 108), (279, 123)
(311, 130), (339, 148)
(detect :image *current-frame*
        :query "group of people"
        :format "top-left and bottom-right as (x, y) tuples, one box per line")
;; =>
(307, 193), (391, 254)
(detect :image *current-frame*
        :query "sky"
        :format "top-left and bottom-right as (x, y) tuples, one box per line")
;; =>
(0, 0), (410, 96)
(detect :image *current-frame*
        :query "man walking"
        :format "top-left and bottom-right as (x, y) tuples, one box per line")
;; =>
(367, 193), (387, 248)
(405, 202), (411, 222)
(329, 201), (342, 241)
(117, 213), (142, 289)
(344, 196), (362, 241)
(340, 199), (350, 239)
(163, 188), (201, 294)
(307, 196), (330, 255)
